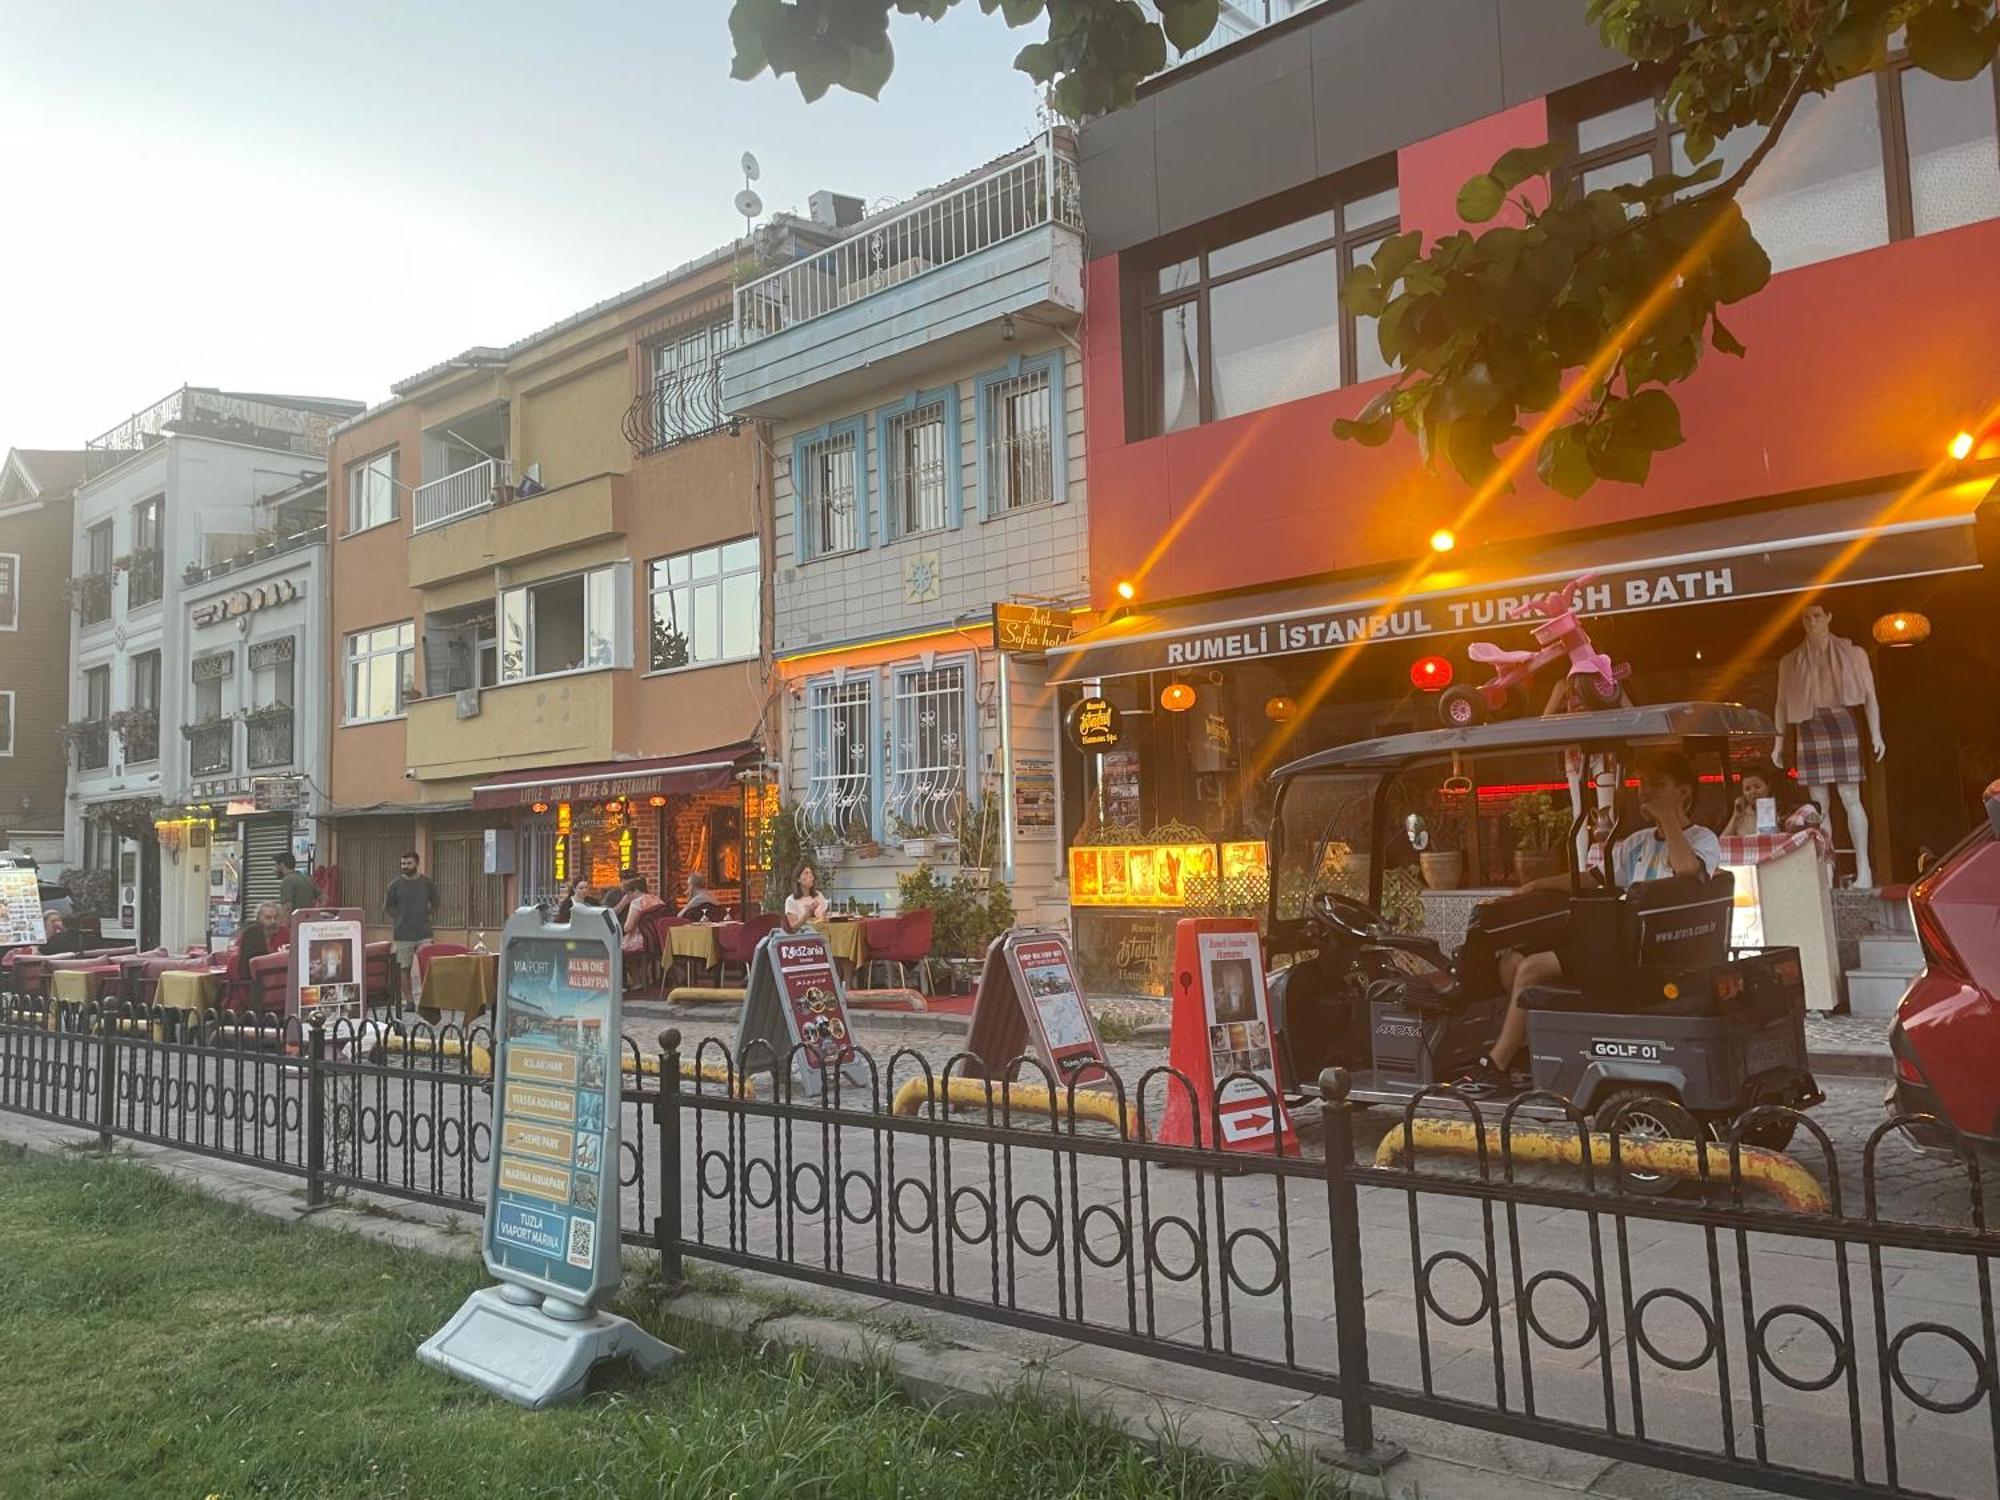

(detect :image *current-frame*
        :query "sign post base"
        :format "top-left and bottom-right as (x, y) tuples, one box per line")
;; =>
(418, 1284), (678, 1409)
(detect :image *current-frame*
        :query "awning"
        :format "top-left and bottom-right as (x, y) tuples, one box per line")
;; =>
(469, 742), (764, 811)
(1053, 480), (1991, 681)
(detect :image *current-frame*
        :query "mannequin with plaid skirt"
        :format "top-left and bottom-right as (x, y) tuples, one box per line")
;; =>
(1773, 603), (1884, 887)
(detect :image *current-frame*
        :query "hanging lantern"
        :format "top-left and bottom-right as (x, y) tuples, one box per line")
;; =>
(1872, 611), (1931, 647)
(1159, 681), (1197, 712)
(1264, 695), (1298, 722)
(530, 800), (550, 815)
(1411, 654), (1454, 690)
(648, 794), (667, 808)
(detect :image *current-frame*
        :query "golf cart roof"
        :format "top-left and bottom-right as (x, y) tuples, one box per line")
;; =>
(1270, 701), (1775, 778)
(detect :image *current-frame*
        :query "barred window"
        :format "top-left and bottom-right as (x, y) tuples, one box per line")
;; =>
(429, 831), (510, 932)
(803, 677), (875, 840)
(983, 367), (1054, 512)
(885, 399), (950, 536)
(799, 429), (859, 558)
(888, 663), (967, 838)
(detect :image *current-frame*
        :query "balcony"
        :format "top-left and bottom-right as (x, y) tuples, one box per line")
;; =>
(405, 670), (615, 784)
(623, 365), (736, 456)
(413, 459), (509, 534)
(85, 386), (353, 479)
(246, 707), (295, 769)
(723, 137), (1084, 419)
(186, 721), (233, 778)
(69, 722), (110, 772)
(408, 472), (620, 589)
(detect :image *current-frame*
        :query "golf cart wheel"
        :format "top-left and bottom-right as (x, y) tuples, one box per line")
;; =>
(1439, 685), (1484, 728)
(1593, 1089), (1706, 1197)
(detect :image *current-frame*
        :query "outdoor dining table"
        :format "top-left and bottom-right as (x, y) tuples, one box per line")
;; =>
(51, 967), (115, 1004)
(667, 923), (725, 972)
(419, 953), (497, 1026)
(155, 968), (221, 1021)
(809, 918), (869, 972)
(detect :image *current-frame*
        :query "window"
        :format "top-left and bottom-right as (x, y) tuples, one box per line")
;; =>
(128, 496), (163, 608)
(981, 362), (1056, 513)
(79, 665), (110, 770)
(247, 637), (296, 769)
(0, 552), (18, 631)
(1561, 56), (1998, 273)
(0, 692), (11, 757)
(498, 564), (627, 682)
(126, 651), (160, 762)
(430, 831), (510, 931)
(81, 519), (113, 627)
(345, 621), (415, 722)
(879, 390), (958, 537)
(795, 424), (862, 560)
(346, 448), (398, 534)
(642, 318), (736, 448)
(84, 817), (118, 872)
(888, 662), (968, 837)
(1141, 178), (1399, 434)
(804, 676), (876, 841)
(647, 537), (759, 671)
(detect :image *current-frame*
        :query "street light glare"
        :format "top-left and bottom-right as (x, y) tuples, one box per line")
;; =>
(1950, 430), (1975, 461)
(1429, 529), (1455, 553)
(1114, 579), (1136, 601)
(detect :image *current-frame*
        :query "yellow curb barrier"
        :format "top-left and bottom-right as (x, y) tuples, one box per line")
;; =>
(624, 1051), (754, 1096)
(890, 1076), (1138, 1137)
(847, 988), (928, 1012)
(666, 987), (748, 1007)
(1372, 1118), (1828, 1213)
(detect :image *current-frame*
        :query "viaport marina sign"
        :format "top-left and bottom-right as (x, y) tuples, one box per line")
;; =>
(1161, 567), (1741, 668)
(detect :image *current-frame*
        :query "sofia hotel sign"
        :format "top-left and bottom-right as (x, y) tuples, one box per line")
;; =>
(1054, 493), (1983, 680)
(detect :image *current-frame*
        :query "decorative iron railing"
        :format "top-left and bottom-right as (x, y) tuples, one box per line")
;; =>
(733, 137), (1081, 344)
(622, 364), (735, 455)
(187, 720), (233, 777)
(246, 709), (294, 770)
(85, 386), (341, 477)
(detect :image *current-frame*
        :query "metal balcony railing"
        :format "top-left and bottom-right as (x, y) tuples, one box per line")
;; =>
(246, 709), (294, 770)
(733, 137), (1081, 344)
(73, 723), (110, 772)
(188, 721), (233, 778)
(85, 386), (342, 478)
(413, 459), (506, 533)
(622, 364), (735, 456)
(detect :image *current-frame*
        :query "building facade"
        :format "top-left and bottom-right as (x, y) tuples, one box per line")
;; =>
(721, 134), (1089, 924)
(1062, 0), (2000, 983)
(0, 448), (87, 870)
(324, 226), (837, 941)
(66, 389), (359, 947)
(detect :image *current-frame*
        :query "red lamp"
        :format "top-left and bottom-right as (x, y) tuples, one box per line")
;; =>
(1411, 655), (1453, 691)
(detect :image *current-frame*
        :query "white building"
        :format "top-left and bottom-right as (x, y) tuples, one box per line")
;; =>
(66, 388), (359, 947)
(721, 135), (1087, 923)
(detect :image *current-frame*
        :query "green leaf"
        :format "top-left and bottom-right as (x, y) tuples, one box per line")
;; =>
(1456, 173), (1507, 224)
(1621, 388), (1685, 450)
(1014, 41), (1055, 81)
(1822, 6), (1891, 77)
(1158, 0), (1220, 53)
(1708, 207), (1772, 303)
(1332, 390), (1396, 446)
(1537, 425), (1596, 498)
(842, 38), (896, 99)
(999, 0), (1044, 27)
(1585, 415), (1653, 485)
(1710, 312), (1746, 357)
(1445, 419), (1500, 485)
(1907, 4), (1996, 80)
(1547, 303), (1601, 365)
(1490, 141), (1563, 191)
(1339, 264), (1387, 319)
(1370, 229), (1424, 285)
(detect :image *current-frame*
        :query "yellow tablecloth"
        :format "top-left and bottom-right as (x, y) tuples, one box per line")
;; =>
(810, 920), (869, 969)
(156, 970), (220, 1018)
(667, 924), (724, 969)
(421, 954), (497, 1023)
(51, 970), (95, 1003)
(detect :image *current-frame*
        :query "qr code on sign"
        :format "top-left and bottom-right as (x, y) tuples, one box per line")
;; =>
(566, 1216), (594, 1268)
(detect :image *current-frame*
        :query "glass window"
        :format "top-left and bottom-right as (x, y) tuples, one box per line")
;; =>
(805, 676), (875, 841)
(498, 565), (625, 682)
(983, 366), (1055, 511)
(1153, 303), (1202, 434)
(1900, 62), (2000, 235)
(799, 430), (858, 558)
(128, 497), (163, 608)
(346, 449), (397, 534)
(1577, 96), (1659, 154)
(125, 652), (160, 763)
(1208, 210), (1337, 276)
(85, 665), (110, 719)
(1210, 248), (1343, 419)
(344, 621), (414, 721)
(885, 399), (950, 535)
(0, 551), (18, 631)
(0, 692), (11, 757)
(81, 520), (113, 627)
(1739, 74), (1888, 272)
(888, 663), (967, 837)
(648, 537), (761, 671)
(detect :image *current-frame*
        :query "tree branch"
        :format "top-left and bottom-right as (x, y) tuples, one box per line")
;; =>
(1706, 42), (1826, 201)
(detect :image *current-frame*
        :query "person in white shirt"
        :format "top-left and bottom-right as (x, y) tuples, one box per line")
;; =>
(1461, 750), (1720, 1096)
(784, 864), (830, 931)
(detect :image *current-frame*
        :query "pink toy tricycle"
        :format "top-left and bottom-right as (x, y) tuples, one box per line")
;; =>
(1438, 573), (1630, 727)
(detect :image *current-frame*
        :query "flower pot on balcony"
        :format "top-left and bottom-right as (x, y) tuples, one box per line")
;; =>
(1419, 851), (1465, 890)
(901, 837), (934, 860)
(812, 843), (846, 870)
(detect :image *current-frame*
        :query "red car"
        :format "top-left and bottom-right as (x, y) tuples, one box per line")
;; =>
(1887, 781), (2000, 1149)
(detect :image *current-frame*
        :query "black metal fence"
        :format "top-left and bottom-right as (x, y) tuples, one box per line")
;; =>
(4, 992), (1997, 1500)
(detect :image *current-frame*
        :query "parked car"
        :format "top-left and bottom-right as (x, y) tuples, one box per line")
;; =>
(1886, 781), (2000, 1150)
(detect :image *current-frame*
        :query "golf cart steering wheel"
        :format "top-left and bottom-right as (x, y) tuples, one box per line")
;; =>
(1308, 888), (1388, 944)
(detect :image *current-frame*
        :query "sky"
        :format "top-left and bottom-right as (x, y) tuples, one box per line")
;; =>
(0, 0), (1047, 449)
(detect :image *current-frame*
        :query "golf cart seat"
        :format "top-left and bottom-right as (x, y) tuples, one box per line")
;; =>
(1367, 887), (1571, 1018)
(1518, 870), (1737, 1016)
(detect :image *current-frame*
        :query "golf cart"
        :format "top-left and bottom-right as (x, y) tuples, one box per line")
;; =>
(1263, 702), (1822, 1152)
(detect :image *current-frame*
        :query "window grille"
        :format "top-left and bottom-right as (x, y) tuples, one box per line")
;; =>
(800, 430), (859, 557)
(885, 400), (950, 535)
(888, 665), (966, 837)
(803, 678), (875, 840)
(984, 368), (1054, 512)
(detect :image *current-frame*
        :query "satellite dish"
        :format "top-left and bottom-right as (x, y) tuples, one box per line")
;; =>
(740, 151), (761, 182)
(734, 188), (764, 219)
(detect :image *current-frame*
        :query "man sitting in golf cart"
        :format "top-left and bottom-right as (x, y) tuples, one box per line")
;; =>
(1458, 749), (1721, 1096)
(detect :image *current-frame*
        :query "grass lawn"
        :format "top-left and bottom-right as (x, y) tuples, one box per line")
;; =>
(0, 1150), (1343, 1499)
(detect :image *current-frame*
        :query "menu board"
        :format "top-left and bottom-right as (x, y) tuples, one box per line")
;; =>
(965, 929), (1110, 1086)
(737, 930), (865, 1098)
(292, 911), (365, 1024)
(0, 868), (47, 946)
(1196, 927), (1284, 1147)
(1013, 936), (1105, 1079)
(486, 931), (620, 1300)
(773, 934), (855, 1070)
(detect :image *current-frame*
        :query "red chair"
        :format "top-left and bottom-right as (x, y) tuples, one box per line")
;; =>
(237, 952), (291, 1018)
(861, 910), (937, 993)
(632, 905), (685, 992)
(715, 912), (783, 986)
(364, 942), (396, 1014)
(413, 941), (470, 999)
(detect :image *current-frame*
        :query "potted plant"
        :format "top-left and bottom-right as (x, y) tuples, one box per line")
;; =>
(796, 814), (846, 869)
(1417, 784), (1467, 891)
(951, 797), (1000, 886)
(889, 813), (933, 860)
(1507, 791), (1571, 885)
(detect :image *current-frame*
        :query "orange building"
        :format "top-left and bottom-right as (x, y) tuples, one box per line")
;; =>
(324, 227), (833, 939)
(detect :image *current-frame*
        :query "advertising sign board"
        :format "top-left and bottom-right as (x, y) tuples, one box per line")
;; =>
(965, 929), (1109, 1085)
(736, 930), (865, 1097)
(290, 908), (366, 1025)
(1157, 918), (1297, 1154)
(0, 867), (47, 946)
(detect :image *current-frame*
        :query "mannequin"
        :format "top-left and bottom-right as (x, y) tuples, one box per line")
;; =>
(1547, 674), (1631, 867)
(1773, 603), (1884, 887)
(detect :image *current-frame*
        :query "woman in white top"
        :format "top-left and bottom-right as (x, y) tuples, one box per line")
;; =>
(784, 864), (829, 931)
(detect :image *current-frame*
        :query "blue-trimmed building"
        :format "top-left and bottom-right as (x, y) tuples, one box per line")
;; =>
(720, 133), (1088, 922)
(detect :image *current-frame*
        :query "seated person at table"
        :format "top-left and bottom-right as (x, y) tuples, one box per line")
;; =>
(678, 872), (726, 923)
(784, 865), (829, 931)
(39, 910), (87, 955)
(607, 866), (642, 923)
(236, 902), (284, 979)
(620, 877), (664, 955)
(1458, 751), (1722, 1097)
(1722, 762), (1794, 838)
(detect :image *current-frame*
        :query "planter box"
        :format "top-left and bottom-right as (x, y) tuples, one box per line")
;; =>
(1419, 851), (1465, 890)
